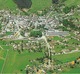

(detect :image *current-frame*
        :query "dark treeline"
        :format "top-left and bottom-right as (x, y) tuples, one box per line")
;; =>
(52, 0), (67, 4)
(52, 0), (59, 4)
(13, 0), (32, 9)
(13, 0), (65, 10)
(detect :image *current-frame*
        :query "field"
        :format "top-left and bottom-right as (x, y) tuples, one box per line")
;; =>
(0, 0), (80, 13)
(65, 0), (80, 7)
(0, 49), (44, 73)
(0, 0), (17, 10)
(53, 52), (80, 74)
(0, 40), (44, 73)
(0, 0), (80, 73)
(61, 68), (80, 74)
(53, 52), (80, 63)
(0, 0), (52, 13)
(29, 0), (52, 13)
(0, 39), (80, 73)
(0, 49), (7, 73)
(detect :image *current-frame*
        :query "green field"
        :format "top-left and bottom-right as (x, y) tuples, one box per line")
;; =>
(61, 68), (80, 74)
(53, 36), (62, 41)
(0, 0), (80, 13)
(53, 52), (80, 73)
(0, 48), (44, 73)
(0, 0), (17, 10)
(0, 49), (7, 72)
(65, 0), (80, 7)
(0, 0), (80, 73)
(1, 46), (80, 73)
(29, 0), (52, 13)
(0, 40), (44, 73)
(53, 52), (80, 63)
(0, 0), (52, 13)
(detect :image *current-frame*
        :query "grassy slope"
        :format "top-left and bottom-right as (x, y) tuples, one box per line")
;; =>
(53, 52), (80, 63)
(1, 49), (44, 73)
(29, 0), (52, 12)
(0, 49), (7, 72)
(0, 0), (80, 13)
(65, 0), (80, 6)
(61, 68), (80, 74)
(0, 0), (80, 73)
(0, 40), (44, 73)
(0, 0), (17, 10)
(0, 0), (52, 13)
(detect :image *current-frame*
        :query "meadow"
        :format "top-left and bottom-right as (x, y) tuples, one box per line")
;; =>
(0, 40), (44, 73)
(53, 52), (80, 63)
(0, 47), (44, 73)
(65, 0), (80, 7)
(0, 0), (52, 13)
(0, 0), (80, 13)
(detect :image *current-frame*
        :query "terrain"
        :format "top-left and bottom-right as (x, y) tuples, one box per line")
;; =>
(0, 0), (80, 74)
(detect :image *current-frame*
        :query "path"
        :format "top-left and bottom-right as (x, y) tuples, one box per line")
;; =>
(0, 46), (4, 50)
(1, 49), (9, 73)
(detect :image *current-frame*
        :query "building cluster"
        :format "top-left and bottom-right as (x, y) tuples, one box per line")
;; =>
(0, 10), (60, 39)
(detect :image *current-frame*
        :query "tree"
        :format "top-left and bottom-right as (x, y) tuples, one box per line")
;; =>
(62, 19), (78, 30)
(60, 0), (67, 3)
(62, 19), (69, 26)
(52, 0), (59, 4)
(20, 30), (25, 37)
(30, 30), (42, 37)
(13, 0), (32, 9)
(63, 6), (71, 14)
(21, 40), (24, 51)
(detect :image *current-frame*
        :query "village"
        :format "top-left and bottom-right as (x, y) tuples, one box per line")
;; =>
(0, 1), (80, 73)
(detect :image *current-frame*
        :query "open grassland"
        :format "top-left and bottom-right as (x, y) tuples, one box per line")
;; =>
(0, 0), (52, 13)
(0, 49), (7, 72)
(0, 0), (17, 10)
(65, 0), (80, 6)
(61, 68), (80, 74)
(53, 52), (80, 63)
(0, 40), (44, 73)
(29, 0), (52, 13)
(0, 0), (80, 13)
(0, 48), (44, 73)
(0, 39), (80, 73)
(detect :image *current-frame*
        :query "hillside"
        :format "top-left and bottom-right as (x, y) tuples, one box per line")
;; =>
(0, 0), (80, 74)
(0, 0), (80, 13)
(0, 0), (17, 10)
(0, 0), (52, 13)
(65, 0), (80, 6)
